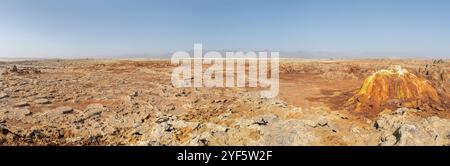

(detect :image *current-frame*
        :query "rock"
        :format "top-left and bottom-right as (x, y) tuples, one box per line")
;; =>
(171, 120), (200, 130)
(394, 124), (418, 146)
(84, 104), (105, 116)
(14, 101), (29, 107)
(217, 112), (232, 120)
(393, 107), (417, 115)
(0, 92), (8, 99)
(205, 123), (229, 133)
(3, 109), (32, 120)
(302, 120), (318, 127)
(156, 116), (170, 123)
(130, 91), (138, 97)
(16, 109), (32, 116)
(136, 140), (155, 146)
(318, 118), (328, 126)
(253, 118), (268, 126)
(34, 98), (51, 104)
(175, 90), (190, 97)
(187, 132), (211, 146)
(143, 121), (177, 145)
(155, 112), (171, 123)
(373, 108), (450, 146)
(164, 123), (174, 132)
(165, 105), (176, 112)
(11, 65), (18, 72)
(132, 123), (142, 128)
(252, 114), (278, 125)
(53, 106), (74, 114)
(234, 119), (255, 128)
(274, 101), (288, 108)
(211, 99), (221, 103)
(261, 119), (316, 145)
(380, 134), (397, 146)
(374, 112), (403, 130)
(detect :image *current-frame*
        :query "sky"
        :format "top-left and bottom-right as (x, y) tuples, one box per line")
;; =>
(0, 0), (449, 58)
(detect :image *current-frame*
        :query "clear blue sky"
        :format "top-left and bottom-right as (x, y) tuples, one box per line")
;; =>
(0, 0), (449, 58)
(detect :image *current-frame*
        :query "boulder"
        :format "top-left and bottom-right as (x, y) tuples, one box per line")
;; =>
(13, 102), (29, 107)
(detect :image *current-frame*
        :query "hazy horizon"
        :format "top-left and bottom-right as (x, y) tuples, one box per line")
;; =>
(1, 0), (450, 59)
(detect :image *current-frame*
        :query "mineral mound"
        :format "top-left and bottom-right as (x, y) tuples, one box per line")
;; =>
(347, 65), (447, 113)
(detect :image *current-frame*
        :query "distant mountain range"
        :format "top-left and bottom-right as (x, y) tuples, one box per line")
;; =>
(112, 50), (448, 59)
(1, 50), (447, 60)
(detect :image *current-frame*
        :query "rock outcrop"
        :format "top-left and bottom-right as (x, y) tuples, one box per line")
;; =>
(347, 65), (447, 112)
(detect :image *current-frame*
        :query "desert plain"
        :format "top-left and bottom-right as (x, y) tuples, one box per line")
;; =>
(0, 58), (448, 145)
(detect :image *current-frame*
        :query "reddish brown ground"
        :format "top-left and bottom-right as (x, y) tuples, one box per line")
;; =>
(279, 73), (361, 108)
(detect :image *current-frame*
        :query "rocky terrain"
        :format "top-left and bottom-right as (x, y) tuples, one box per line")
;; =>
(0, 59), (449, 146)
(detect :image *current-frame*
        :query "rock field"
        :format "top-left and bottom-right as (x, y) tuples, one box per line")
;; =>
(0, 59), (449, 145)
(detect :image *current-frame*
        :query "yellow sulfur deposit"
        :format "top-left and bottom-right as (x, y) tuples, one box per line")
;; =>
(348, 65), (443, 112)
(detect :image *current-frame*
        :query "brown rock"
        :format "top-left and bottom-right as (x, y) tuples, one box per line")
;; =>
(0, 92), (8, 99)
(54, 106), (74, 114)
(34, 98), (51, 104)
(14, 101), (29, 107)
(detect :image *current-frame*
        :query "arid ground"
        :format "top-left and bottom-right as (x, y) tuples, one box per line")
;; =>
(0, 58), (449, 145)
